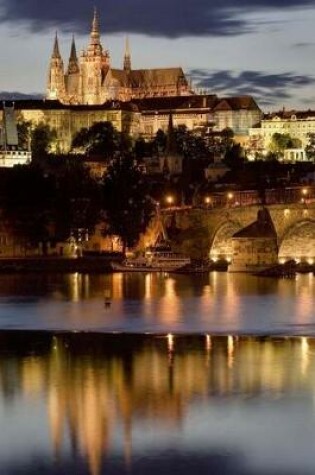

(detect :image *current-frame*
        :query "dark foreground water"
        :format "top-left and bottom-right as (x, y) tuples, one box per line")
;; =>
(0, 272), (314, 474)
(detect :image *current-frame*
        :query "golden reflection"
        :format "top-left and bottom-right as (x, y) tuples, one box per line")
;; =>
(205, 334), (212, 367)
(3, 336), (315, 474)
(111, 272), (124, 299)
(227, 335), (234, 369)
(301, 337), (309, 376)
(158, 277), (181, 324)
(205, 334), (212, 352)
(167, 333), (174, 353)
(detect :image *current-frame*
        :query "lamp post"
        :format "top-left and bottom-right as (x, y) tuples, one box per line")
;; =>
(227, 192), (234, 207)
(204, 196), (211, 208)
(301, 187), (308, 204)
(165, 195), (175, 208)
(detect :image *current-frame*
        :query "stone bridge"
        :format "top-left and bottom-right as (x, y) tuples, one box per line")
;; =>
(144, 203), (315, 262)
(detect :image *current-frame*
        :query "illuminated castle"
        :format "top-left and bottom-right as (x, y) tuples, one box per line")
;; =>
(47, 8), (191, 105)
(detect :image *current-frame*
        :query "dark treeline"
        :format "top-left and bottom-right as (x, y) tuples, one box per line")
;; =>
(3, 121), (313, 252)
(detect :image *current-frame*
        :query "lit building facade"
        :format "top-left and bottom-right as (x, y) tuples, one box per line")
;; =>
(249, 110), (315, 159)
(0, 95), (261, 154)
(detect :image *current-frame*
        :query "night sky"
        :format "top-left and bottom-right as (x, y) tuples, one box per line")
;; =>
(1, 0), (315, 110)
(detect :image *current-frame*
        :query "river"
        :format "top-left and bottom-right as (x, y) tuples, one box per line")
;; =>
(0, 272), (313, 335)
(0, 271), (314, 475)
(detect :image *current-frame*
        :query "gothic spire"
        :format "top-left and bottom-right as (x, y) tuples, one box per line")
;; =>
(68, 36), (79, 74)
(90, 6), (101, 46)
(52, 32), (61, 59)
(123, 36), (131, 72)
(165, 112), (178, 156)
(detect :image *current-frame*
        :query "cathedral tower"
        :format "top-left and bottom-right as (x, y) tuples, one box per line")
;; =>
(47, 33), (65, 101)
(80, 7), (110, 104)
(65, 36), (80, 103)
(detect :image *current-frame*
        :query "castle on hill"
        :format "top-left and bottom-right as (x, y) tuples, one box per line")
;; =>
(47, 8), (191, 105)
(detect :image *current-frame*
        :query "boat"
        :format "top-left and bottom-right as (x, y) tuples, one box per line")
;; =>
(111, 241), (191, 272)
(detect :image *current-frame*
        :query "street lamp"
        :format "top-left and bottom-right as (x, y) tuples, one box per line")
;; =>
(301, 187), (308, 204)
(166, 195), (174, 207)
(204, 196), (211, 206)
(227, 192), (234, 207)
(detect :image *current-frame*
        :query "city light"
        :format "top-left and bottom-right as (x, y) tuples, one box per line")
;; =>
(204, 196), (211, 205)
(165, 195), (175, 206)
(167, 333), (174, 353)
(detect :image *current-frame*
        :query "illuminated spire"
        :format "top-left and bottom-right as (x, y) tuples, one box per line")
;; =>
(68, 35), (79, 74)
(52, 32), (61, 59)
(165, 112), (178, 156)
(90, 6), (101, 46)
(123, 36), (131, 72)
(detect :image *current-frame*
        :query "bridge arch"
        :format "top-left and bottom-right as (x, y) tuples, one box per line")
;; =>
(278, 219), (315, 263)
(209, 220), (243, 261)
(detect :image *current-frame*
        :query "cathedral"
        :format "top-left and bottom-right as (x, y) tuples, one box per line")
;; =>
(47, 9), (191, 105)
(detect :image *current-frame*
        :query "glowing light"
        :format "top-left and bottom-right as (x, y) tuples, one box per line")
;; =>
(205, 334), (212, 352)
(227, 335), (234, 369)
(279, 258), (286, 265)
(165, 195), (174, 205)
(301, 337), (309, 376)
(307, 258), (314, 265)
(167, 333), (174, 353)
(295, 258), (301, 264)
(302, 188), (308, 196)
(211, 257), (218, 263)
(227, 192), (234, 200)
(204, 196), (211, 205)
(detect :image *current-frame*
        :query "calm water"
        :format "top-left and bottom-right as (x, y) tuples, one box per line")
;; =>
(0, 272), (314, 474)
(0, 272), (313, 334)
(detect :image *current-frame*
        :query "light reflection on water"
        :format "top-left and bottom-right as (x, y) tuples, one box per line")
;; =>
(0, 334), (315, 474)
(0, 272), (313, 334)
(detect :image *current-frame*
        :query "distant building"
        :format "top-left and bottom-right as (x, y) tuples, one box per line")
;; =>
(137, 95), (261, 139)
(249, 110), (315, 159)
(283, 148), (307, 163)
(1, 95), (261, 154)
(47, 8), (191, 105)
(0, 105), (31, 167)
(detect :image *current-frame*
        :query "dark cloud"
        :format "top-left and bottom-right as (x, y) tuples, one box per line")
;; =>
(1, 0), (315, 38)
(293, 42), (315, 48)
(189, 69), (315, 107)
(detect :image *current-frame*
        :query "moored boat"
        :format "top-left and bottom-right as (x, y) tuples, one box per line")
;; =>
(111, 241), (191, 272)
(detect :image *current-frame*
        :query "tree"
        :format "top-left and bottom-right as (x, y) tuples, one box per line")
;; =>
(52, 158), (101, 241)
(17, 120), (32, 150)
(31, 123), (57, 159)
(102, 158), (155, 250)
(2, 165), (55, 251)
(305, 133), (315, 161)
(269, 133), (301, 157)
(224, 143), (245, 169)
(72, 121), (130, 159)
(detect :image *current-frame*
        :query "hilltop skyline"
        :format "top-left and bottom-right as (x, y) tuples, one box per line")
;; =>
(1, 1), (315, 109)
